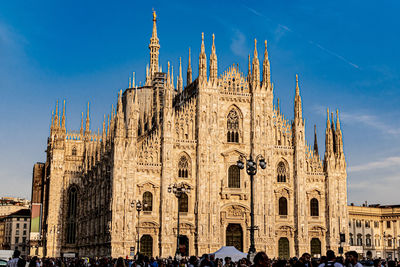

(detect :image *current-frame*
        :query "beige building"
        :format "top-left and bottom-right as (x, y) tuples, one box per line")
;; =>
(33, 11), (349, 258)
(3, 209), (31, 256)
(348, 204), (400, 260)
(0, 197), (30, 217)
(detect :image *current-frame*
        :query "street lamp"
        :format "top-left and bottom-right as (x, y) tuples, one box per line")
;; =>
(168, 183), (191, 259)
(237, 153), (266, 257)
(131, 200), (148, 256)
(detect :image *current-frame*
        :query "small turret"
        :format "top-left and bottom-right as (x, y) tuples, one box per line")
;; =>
(187, 47), (192, 85)
(314, 124), (319, 157)
(247, 54), (251, 82)
(262, 40), (271, 90)
(80, 112), (84, 135)
(178, 57), (183, 93)
(85, 102), (90, 135)
(61, 100), (66, 132)
(198, 33), (207, 85)
(251, 39), (260, 90)
(325, 108), (334, 158)
(294, 75), (303, 124)
(209, 34), (218, 86)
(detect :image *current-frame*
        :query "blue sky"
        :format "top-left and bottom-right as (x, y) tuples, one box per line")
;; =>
(0, 1), (399, 204)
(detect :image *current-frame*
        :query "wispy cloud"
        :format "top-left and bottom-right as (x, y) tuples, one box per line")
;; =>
(348, 156), (400, 172)
(242, 4), (360, 70)
(230, 29), (249, 58)
(312, 105), (400, 136)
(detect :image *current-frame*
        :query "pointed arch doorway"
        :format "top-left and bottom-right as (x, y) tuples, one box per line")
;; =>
(226, 223), (243, 252)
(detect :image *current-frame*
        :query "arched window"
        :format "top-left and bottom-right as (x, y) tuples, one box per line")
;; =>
(279, 197), (288, 215)
(66, 186), (78, 244)
(277, 162), (287, 182)
(179, 193), (188, 213)
(388, 237), (393, 247)
(366, 234), (371, 247)
(357, 234), (362, 246)
(72, 147), (77, 156)
(278, 237), (290, 259)
(143, 192), (153, 212)
(228, 165), (240, 188)
(349, 234), (354, 246)
(227, 109), (240, 143)
(178, 155), (189, 178)
(310, 198), (319, 216)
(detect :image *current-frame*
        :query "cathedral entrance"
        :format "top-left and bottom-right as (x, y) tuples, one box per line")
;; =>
(140, 235), (153, 257)
(278, 237), (290, 259)
(178, 235), (189, 256)
(226, 223), (243, 252)
(310, 238), (321, 257)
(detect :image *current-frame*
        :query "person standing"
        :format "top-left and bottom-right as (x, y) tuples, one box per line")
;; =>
(7, 250), (21, 267)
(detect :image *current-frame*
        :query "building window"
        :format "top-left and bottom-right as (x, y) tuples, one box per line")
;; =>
(228, 165), (240, 188)
(356, 234), (362, 246)
(366, 235), (371, 247)
(356, 220), (361, 227)
(178, 155), (189, 178)
(374, 221), (379, 228)
(388, 238), (392, 247)
(227, 109), (239, 143)
(15, 237), (19, 244)
(23, 230), (26, 236)
(279, 197), (288, 216)
(310, 198), (319, 216)
(178, 193), (188, 213)
(277, 162), (287, 182)
(387, 221), (391, 228)
(16, 223), (19, 229)
(349, 221), (351, 227)
(23, 224), (27, 229)
(16, 230), (19, 235)
(143, 192), (153, 212)
(22, 237), (26, 243)
(66, 186), (78, 244)
(72, 147), (77, 156)
(365, 221), (370, 228)
(349, 234), (354, 246)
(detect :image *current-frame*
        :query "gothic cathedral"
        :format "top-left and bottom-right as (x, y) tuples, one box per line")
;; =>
(32, 11), (349, 258)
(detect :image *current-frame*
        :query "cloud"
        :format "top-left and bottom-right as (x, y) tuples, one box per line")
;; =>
(242, 5), (360, 70)
(348, 156), (400, 172)
(230, 30), (248, 58)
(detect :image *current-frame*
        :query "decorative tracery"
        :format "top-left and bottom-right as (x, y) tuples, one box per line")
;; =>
(277, 162), (287, 182)
(227, 109), (240, 143)
(178, 155), (189, 178)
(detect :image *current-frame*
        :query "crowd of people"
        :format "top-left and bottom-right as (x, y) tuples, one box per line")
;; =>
(5, 249), (400, 267)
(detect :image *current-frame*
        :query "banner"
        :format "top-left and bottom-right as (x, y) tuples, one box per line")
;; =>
(30, 203), (42, 234)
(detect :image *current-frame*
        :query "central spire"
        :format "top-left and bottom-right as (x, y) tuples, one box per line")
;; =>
(149, 10), (160, 80)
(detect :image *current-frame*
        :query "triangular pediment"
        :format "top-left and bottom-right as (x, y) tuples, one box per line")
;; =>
(219, 64), (249, 93)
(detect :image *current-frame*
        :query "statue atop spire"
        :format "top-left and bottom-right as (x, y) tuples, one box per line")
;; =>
(314, 124), (319, 157)
(262, 40), (271, 89)
(198, 32), (207, 85)
(209, 33), (218, 85)
(149, 10), (160, 80)
(187, 47), (192, 85)
(85, 102), (90, 134)
(178, 57), (183, 93)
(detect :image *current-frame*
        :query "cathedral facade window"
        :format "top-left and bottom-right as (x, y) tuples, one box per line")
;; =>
(310, 198), (319, 216)
(178, 154), (190, 178)
(72, 147), (77, 156)
(277, 162), (287, 182)
(143, 191), (153, 212)
(178, 193), (188, 213)
(227, 108), (241, 143)
(228, 165), (240, 188)
(279, 197), (288, 215)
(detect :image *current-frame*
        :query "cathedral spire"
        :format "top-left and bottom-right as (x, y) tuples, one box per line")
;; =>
(61, 99), (66, 131)
(247, 54), (251, 82)
(314, 124), (319, 157)
(85, 102), (90, 134)
(80, 112), (84, 135)
(54, 100), (59, 129)
(294, 74), (303, 123)
(198, 32), (207, 85)
(335, 109), (344, 155)
(149, 10), (160, 79)
(209, 33), (218, 85)
(251, 39), (260, 89)
(325, 108), (334, 157)
(277, 98), (280, 115)
(187, 47), (192, 85)
(262, 40), (271, 89)
(178, 57), (183, 93)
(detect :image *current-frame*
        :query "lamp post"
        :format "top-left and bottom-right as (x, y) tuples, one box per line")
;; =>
(168, 183), (191, 259)
(131, 200), (148, 256)
(236, 153), (266, 257)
